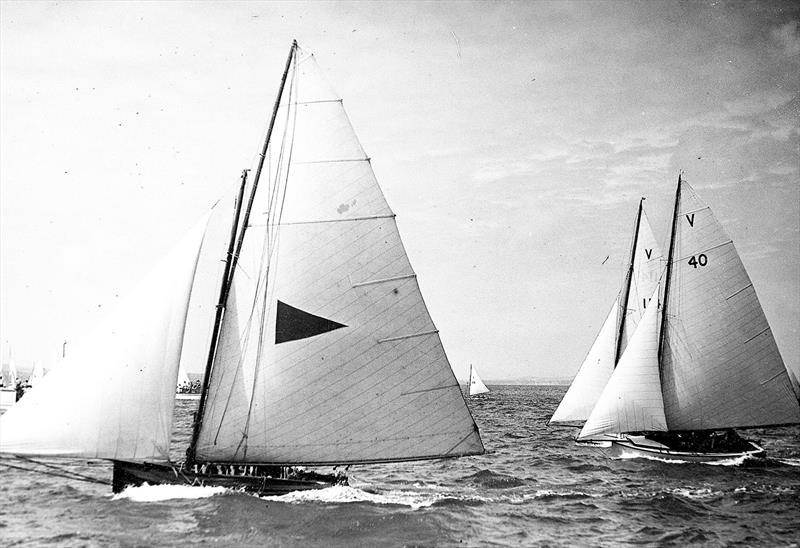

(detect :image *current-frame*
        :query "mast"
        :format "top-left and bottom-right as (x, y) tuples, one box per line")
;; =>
(229, 40), (297, 285)
(614, 197), (644, 365)
(186, 169), (248, 465)
(658, 174), (682, 365)
(186, 41), (297, 466)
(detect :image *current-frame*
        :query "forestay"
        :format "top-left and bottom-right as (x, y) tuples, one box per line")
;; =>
(0, 218), (208, 458)
(660, 181), (800, 430)
(578, 286), (666, 439)
(196, 48), (483, 464)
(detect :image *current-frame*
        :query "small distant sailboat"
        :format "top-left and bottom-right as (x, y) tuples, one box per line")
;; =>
(0, 41), (484, 493)
(175, 366), (200, 400)
(551, 176), (800, 462)
(468, 365), (489, 396)
(1, 341), (18, 412)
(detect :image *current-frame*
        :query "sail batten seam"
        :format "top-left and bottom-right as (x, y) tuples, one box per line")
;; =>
(725, 284), (753, 300)
(743, 326), (770, 344)
(671, 240), (733, 263)
(351, 274), (417, 288)
(401, 384), (459, 396)
(249, 213), (395, 227)
(378, 330), (439, 343)
(294, 158), (369, 165)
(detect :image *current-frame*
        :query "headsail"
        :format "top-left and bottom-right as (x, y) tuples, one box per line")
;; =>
(660, 179), (800, 430)
(0, 217), (209, 458)
(469, 365), (490, 396)
(549, 301), (618, 425)
(195, 46), (483, 465)
(617, 207), (662, 358)
(578, 285), (667, 440)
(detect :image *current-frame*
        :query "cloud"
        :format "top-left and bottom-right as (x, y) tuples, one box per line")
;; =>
(772, 20), (800, 57)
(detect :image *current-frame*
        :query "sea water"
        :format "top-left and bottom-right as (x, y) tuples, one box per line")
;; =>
(2, 385), (798, 546)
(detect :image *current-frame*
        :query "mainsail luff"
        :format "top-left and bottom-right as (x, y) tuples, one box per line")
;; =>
(658, 174), (681, 367)
(615, 198), (643, 365)
(195, 45), (484, 465)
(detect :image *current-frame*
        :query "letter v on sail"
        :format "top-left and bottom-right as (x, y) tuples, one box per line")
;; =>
(0, 42), (484, 494)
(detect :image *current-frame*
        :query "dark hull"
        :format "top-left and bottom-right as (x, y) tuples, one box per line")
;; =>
(112, 459), (342, 495)
(577, 434), (764, 463)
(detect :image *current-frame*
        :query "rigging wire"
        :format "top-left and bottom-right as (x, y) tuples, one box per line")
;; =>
(0, 456), (110, 486)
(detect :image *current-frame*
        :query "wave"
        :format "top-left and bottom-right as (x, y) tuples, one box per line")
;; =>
(460, 469), (526, 488)
(616, 450), (755, 466)
(258, 484), (448, 509)
(111, 483), (227, 502)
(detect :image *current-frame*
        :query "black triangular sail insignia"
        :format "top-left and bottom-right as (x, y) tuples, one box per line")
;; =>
(275, 300), (347, 344)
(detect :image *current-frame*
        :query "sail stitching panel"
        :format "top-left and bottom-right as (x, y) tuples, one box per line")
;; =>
(197, 48), (484, 462)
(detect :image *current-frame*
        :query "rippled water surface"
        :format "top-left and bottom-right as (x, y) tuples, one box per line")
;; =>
(2, 385), (799, 546)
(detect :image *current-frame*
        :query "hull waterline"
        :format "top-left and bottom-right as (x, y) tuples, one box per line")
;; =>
(577, 435), (764, 463)
(112, 459), (344, 495)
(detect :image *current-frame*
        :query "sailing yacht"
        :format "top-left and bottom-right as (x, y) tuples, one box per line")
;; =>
(553, 176), (800, 462)
(0, 41), (484, 494)
(550, 198), (663, 426)
(0, 341), (18, 412)
(468, 365), (489, 396)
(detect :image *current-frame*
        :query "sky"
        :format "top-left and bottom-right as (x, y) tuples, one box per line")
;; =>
(1, 1), (798, 382)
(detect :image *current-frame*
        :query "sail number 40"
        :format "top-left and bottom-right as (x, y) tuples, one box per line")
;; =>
(688, 254), (708, 268)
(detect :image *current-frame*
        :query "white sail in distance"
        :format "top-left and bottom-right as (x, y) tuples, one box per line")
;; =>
(196, 47), (484, 465)
(578, 285), (667, 440)
(1, 341), (17, 387)
(660, 180), (800, 430)
(469, 365), (489, 396)
(0, 217), (208, 458)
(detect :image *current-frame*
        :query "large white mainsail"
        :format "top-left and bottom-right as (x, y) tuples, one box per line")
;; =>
(469, 365), (490, 396)
(550, 202), (662, 426)
(196, 47), (483, 464)
(0, 217), (209, 458)
(578, 285), (667, 440)
(660, 180), (800, 430)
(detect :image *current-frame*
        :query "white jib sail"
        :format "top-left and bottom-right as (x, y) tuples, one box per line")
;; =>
(469, 365), (489, 396)
(618, 209), (662, 357)
(0, 217), (208, 458)
(660, 181), (800, 430)
(578, 285), (667, 440)
(549, 301), (619, 425)
(196, 47), (484, 464)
